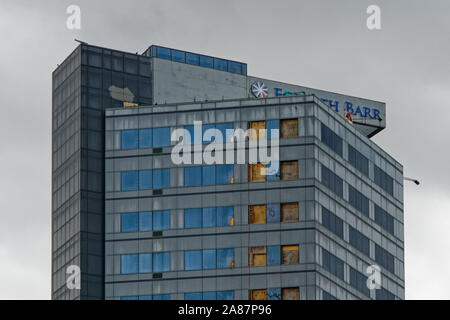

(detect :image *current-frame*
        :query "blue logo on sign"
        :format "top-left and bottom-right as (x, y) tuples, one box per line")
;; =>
(251, 82), (269, 98)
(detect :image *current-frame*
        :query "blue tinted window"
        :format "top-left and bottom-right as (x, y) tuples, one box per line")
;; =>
(199, 55), (213, 68)
(322, 291), (337, 300)
(186, 53), (200, 66)
(139, 295), (152, 300)
(184, 208), (202, 229)
(157, 47), (171, 60)
(321, 123), (343, 157)
(153, 169), (170, 189)
(203, 291), (217, 300)
(217, 290), (235, 300)
(350, 267), (370, 297)
(375, 244), (395, 274)
(376, 288), (395, 300)
(121, 254), (138, 274)
(171, 49), (185, 63)
(202, 124), (215, 143)
(348, 185), (369, 216)
(202, 207), (216, 227)
(267, 245), (281, 265)
(139, 129), (152, 148)
(374, 205), (395, 235)
(185, 250), (202, 270)
(153, 252), (170, 272)
(321, 165), (343, 198)
(267, 288), (281, 300)
(185, 292), (202, 300)
(153, 210), (170, 231)
(121, 171), (138, 191)
(121, 296), (138, 300)
(217, 248), (234, 269)
(217, 206), (233, 227)
(228, 61), (242, 74)
(242, 64), (247, 75)
(153, 127), (170, 147)
(216, 165), (233, 185)
(267, 203), (281, 223)
(374, 165), (394, 196)
(349, 226), (370, 257)
(202, 166), (216, 185)
(139, 253), (152, 273)
(121, 212), (139, 232)
(322, 249), (344, 281)
(184, 125), (194, 145)
(321, 206), (343, 238)
(216, 123), (234, 142)
(139, 170), (152, 190)
(153, 294), (170, 300)
(203, 249), (217, 269)
(214, 58), (228, 71)
(122, 129), (138, 149)
(185, 167), (202, 186)
(348, 144), (369, 176)
(267, 161), (280, 181)
(139, 211), (152, 231)
(267, 120), (280, 140)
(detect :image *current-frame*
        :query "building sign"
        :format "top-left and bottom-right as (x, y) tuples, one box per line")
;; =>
(251, 82), (269, 98)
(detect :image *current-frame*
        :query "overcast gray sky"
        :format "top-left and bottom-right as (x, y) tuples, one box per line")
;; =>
(0, 0), (449, 299)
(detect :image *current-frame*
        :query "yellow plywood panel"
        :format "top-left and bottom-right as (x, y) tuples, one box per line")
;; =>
(250, 289), (267, 300)
(281, 161), (298, 180)
(249, 163), (266, 182)
(249, 205), (266, 224)
(282, 288), (299, 300)
(249, 121), (266, 140)
(123, 101), (139, 108)
(253, 253), (267, 266)
(281, 203), (299, 222)
(282, 245), (299, 264)
(281, 119), (298, 138)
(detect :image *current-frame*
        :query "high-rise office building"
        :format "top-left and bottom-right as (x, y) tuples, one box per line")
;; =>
(52, 43), (404, 300)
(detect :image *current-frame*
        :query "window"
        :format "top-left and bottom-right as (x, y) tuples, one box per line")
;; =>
(281, 119), (298, 138)
(153, 210), (170, 231)
(184, 208), (202, 229)
(376, 288), (395, 300)
(267, 288), (281, 300)
(322, 249), (344, 281)
(184, 166), (202, 186)
(203, 249), (216, 269)
(153, 168), (170, 189)
(121, 212), (139, 232)
(171, 49), (185, 63)
(349, 226), (370, 257)
(321, 206), (343, 238)
(281, 245), (299, 264)
(139, 129), (152, 148)
(348, 185), (369, 216)
(321, 165), (343, 197)
(348, 144), (369, 176)
(281, 161), (298, 180)
(249, 205), (266, 224)
(374, 205), (395, 235)
(267, 120), (280, 140)
(375, 244), (395, 274)
(216, 165), (234, 185)
(321, 123), (343, 157)
(153, 252), (170, 272)
(249, 247), (266, 266)
(121, 171), (138, 191)
(185, 292), (202, 300)
(139, 170), (152, 190)
(121, 254), (138, 274)
(281, 203), (299, 222)
(217, 206), (234, 227)
(250, 289), (267, 300)
(248, 163), (266, 182)
(153, 294), (170, 300)
(153, 127), (170, 147)
(248, 121), (266, 140)
(186, 53), (199, 66)
(184, 291), (234, 300)
(228, 61), (242, 74)
(266, 203), (280, 223)
(202, 207), (216, 227)
(139, 253), (152, 273)
(185, 250), (202, 270)
(350, 267), (370, 297)
(374, 165), (394, 196)
(214, 58), (228, 71)
(156, 46), (171, 59)
(217, 290), (235, 300)
(199, 55), (213, 68)
(121, 129), (138, 150)
(323, 291), (337, 300)
(217, 248), (234, 269)
(139, 211), (152, 231)
(202, 166), (215, 185)
(267, 246), (281, 265)
(282, 288), (299, 300)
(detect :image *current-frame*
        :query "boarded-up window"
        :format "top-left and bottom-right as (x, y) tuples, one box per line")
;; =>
(282, 287), (299, 300)
(249, 246), (267, 266)
(249, 121), (266, 140)
(281, 161), (298, 180)
(281, 119), (298, 138)
(249, 205), (266, 224)
(282, 245), (299, 264)
(249, 163), (266, 182)
(281, 203), (299, 222)
(250, 289), (267, 300)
